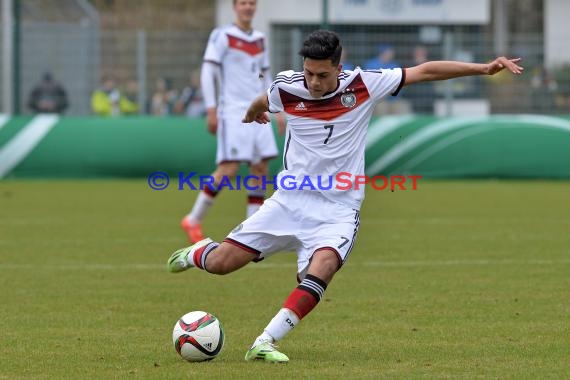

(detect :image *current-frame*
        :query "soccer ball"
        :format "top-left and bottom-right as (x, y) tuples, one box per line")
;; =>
(172, 311), (225, 362)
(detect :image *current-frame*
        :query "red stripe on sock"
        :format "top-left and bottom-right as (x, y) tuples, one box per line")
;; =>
(192, 246), (206, 269)
(203, 187), (219, 198)
(247, 196), (264, 205)
(283, 288), (318, 320)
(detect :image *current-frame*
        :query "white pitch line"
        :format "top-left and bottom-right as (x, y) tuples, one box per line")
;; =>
(0, 259), (568, 271)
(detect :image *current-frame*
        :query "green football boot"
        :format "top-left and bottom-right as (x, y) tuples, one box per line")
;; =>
(245, 341), (289, 363)
(167, 238), (213, 273)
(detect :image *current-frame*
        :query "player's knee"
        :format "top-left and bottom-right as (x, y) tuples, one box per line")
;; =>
(215, 163), (239, 179)
(249, 162), (268, 177)
(214, 169), (235, 180)
(308, 250), (341, 283)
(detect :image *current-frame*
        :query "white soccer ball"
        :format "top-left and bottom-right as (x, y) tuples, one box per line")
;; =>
(172, 311), (225, 362)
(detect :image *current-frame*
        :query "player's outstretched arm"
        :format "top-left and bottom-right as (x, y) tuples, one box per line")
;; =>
(242, 94), (271, 124)
(404, 57), (524, 86)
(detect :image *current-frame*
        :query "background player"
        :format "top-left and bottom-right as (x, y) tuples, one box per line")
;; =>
(181, 0), (285, 243)
(169, 30), (524, 362)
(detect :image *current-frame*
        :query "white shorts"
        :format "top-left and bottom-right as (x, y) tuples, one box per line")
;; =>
(226, 190), (360, 279)
(216, 113), (278, 165)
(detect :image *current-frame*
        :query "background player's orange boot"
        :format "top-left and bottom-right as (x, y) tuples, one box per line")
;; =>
(181, 218), (205, 243)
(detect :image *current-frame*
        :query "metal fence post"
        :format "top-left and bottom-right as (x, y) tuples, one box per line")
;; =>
(2, 0), (14, 114)
(137, 29), (147, 114)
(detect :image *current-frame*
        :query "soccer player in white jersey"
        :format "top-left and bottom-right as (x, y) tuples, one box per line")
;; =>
(181, 0), (285, 243)
(168, 30), (524, 362)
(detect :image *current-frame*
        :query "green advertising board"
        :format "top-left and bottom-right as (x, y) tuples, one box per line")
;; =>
(1, 114), (569, 179)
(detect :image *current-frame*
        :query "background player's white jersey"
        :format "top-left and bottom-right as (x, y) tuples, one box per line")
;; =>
(203, 24), (270, 116)
(268, 67), (405, 210)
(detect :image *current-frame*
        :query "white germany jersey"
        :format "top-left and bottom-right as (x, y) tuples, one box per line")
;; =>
(268, 67), (405, 210)
(203, 24), (269, 115)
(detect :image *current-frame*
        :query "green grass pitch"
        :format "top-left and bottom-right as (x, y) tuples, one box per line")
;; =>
(1, 179), (569, 379)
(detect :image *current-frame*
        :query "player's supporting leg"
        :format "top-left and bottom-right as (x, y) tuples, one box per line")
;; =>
(245, 248), (340, 363)
(181, 162), (240, 242)
(246, 159), (270, 217)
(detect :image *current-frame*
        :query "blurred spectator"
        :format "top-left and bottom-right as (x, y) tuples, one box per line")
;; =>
(363, 43), (399, 70)
(553, 65), (570, 111)
(91, 76), (120, 116)
(121, 78), (140, 115)
(364, 44), (408, 114)
(28, 72), (68, 114)
(405, 45), (435, 114)
(531, 66), (558, 112)
(150, 77), (178, 116)
(174, 69), (206, 117)
(91, 76), (138, 116)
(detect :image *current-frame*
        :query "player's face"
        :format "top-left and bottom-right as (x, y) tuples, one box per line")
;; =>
(234, 0), (256, 24)
(303, 58), (342, 98)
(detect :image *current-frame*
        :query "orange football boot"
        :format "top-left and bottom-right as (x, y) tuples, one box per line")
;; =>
(181, 218), (205, 243)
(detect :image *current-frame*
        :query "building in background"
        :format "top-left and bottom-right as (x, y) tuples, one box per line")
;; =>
(1, 0), (569, 115)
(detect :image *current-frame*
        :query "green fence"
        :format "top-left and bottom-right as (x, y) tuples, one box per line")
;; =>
(1, 114), (569, 179)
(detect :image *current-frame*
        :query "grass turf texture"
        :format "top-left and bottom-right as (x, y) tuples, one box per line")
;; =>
(1, 179), (569, 379)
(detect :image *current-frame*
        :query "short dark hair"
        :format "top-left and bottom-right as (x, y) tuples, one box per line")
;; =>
(298, 30), (342, 66)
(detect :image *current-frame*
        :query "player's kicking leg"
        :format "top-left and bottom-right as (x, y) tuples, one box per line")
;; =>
(170, 195), (297, 363)
(167, 239), (290, 363)
(167, 239), (256, 274)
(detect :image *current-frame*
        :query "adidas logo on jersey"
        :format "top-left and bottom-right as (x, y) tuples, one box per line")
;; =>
(295, 102), (307, 111)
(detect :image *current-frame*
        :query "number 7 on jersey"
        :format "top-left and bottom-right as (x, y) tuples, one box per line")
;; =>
(323, 124), (334, 144)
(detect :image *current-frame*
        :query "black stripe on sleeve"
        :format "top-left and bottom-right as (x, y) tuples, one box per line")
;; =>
(392, 67), (406, 97)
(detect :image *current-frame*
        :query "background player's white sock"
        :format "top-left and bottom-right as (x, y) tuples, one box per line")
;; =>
(253, 308), (300, 346)
(187, 190), (216, 222)
(246, 190), (265, 218)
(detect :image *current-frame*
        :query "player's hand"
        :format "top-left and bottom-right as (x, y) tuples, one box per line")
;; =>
(242, 110), (270, 124)
(206, 108), (218, 135)
(242, 94), (271, 124)
(487, 57), (524, 75)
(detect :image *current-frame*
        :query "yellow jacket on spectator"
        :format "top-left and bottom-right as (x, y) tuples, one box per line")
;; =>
(91, 89), (138, 116)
